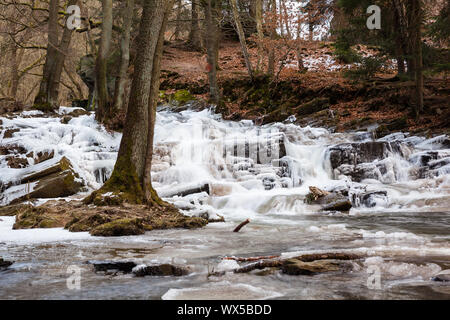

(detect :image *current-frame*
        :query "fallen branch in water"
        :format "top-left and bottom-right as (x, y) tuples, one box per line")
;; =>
(233, 218), (250, 232)
(293, 253), (361, 262)
(223, 255), (280, 262)
(233, 259), (282, 273)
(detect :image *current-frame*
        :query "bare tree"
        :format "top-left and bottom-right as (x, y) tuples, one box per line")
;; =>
(230, 0), (254, 81)
(113, 0), (135, 111)
(95, 0), (113, 121)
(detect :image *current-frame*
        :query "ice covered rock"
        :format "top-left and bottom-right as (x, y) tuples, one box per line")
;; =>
(2, 157), (84, 205)
(432, 269), (450, 282)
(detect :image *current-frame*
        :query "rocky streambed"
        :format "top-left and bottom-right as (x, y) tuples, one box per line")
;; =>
(0, 106), (449, 299)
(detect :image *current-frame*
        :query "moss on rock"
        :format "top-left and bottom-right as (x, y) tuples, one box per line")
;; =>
(170, 90), (195, 106)
(90, 218), (146, 237)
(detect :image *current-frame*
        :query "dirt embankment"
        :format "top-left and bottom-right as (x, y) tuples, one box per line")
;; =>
(160, 41), (450, 137)
(1, 200), (207, 237)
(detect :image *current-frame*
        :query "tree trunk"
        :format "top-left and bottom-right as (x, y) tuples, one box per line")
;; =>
(49, 0), (78, 107)
(113, 0), (134, 111)
(99, 0), (167, 203)
(255, 0), (264, 73)
(203, 0), (220, 104)
(174, 0), (182, 40)
(230, 0), (254, 81)
(296, 13), (305, 70)
(9, 45), (19, 99)
(268, 0), (277, 76)
(411, 0), (424, 117)
(281, 0), (292, 39)
(143, 0), (175, 205)
(95, 0), (113, 122)
(33, 0), (59, 109)
(188, 0), (202, 50)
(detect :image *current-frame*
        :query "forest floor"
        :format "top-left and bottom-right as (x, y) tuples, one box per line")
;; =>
(160, 40), (449, 137)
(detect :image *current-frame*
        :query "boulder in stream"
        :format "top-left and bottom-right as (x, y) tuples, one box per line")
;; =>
(132, 264), (189, 277)
(432, 270), (450, 282)
(0, 258), (13, 270)
(305, 186), (352, 212)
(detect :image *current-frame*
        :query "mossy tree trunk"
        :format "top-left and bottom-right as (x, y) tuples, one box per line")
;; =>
(93, 0), (173, 205)
(144, 0), (175, 205)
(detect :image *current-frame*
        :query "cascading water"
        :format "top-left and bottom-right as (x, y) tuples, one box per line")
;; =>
(151, 107), (450, 221)
(0, 106), (449, 299)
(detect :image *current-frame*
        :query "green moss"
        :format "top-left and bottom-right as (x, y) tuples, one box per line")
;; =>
(65, 214), (111, 232)
(85, 141), (144, 205)
(90, 218), (146, 237)
(171, 90), (195, 106)
(13, 207), (62, 229)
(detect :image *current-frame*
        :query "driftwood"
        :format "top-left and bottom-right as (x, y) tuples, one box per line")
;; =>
(233, 218), (250, 232)
(233, 259), (282, 273)
(212, 252), (364, 275)
(223, 255), (280, 262)
(293, 252), (361, 262)
(158, 183), (210, 198)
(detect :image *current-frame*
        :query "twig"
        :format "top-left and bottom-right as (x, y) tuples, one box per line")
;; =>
(233, 218), (250, 232)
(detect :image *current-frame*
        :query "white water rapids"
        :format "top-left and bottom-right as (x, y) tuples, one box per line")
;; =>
(0, 107), (449, 299)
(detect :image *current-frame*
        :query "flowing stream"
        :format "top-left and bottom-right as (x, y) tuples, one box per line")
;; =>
(0, 107), (449, 299)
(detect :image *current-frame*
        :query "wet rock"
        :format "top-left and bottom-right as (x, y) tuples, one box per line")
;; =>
(305, 187), (352, 212)
(90, 218), (146, 237)
(328, 141), (399, 169)
(169, 89), (195, 108)
(281, 259), (353, 275)
(6, 157), (84, 205)
(61, 116), (72, 124)
(432, 270), (450, 282)
(321, 197), (352, 212)
(67, 109), (89, 117)
(132, 264), (189, 277)
(359, 191), (388, 208)
(3, 128), (20, 139)
(88, 260), (137, 274)
(0, 258), (13, 270)
(71, 99), (89, 110)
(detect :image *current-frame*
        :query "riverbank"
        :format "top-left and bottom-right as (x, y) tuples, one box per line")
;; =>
(159, 41), (449, 137)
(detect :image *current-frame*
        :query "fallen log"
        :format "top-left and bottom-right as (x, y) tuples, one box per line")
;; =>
(158, 183), (210, 198)
(234, 259), (282, 273)
(223, 255), (280, 262)
(293, 252), (361, 262)
(233, 218), (250, 232)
